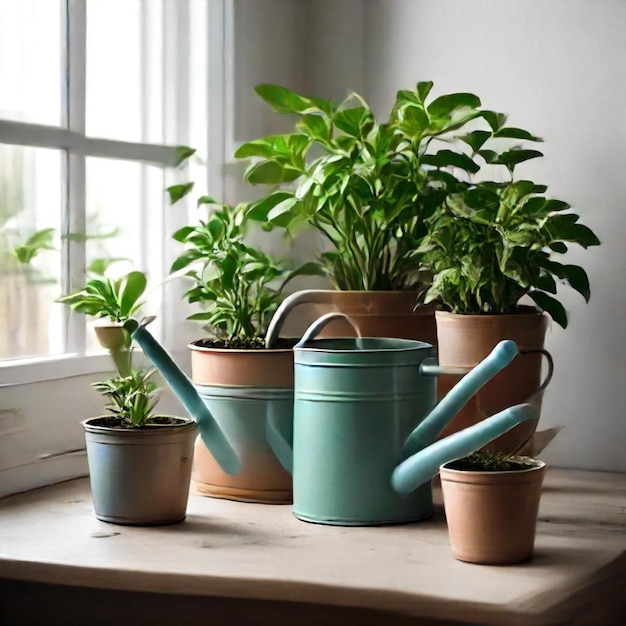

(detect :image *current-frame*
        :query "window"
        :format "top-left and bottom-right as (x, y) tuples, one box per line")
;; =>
(0, 0), (229, 497)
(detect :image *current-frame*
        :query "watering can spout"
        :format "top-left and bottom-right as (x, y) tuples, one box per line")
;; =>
(391, 403), (538, 496)
(402, 340), (519, 458)
(124, 319), (241, 475)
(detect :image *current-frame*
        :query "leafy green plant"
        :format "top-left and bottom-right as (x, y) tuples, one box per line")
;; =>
(234, 81), (485, 291)
(57, 269), (147, 323)
(92, 366), (164, 427)
(418, 112), (600, 328)
(167, 185), (321, 348)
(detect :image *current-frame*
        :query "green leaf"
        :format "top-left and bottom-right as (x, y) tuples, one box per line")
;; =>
(427, 93), (481, 118)
(267, 197), (298, 222)
(170, 250), (201, 273)
(543, 199), (570, 213)
(421, 150), (480, 174)
(207, 217), (225, 240)
(254, 83), (315, 114)
(245, 160), (302, 185)
(527, 290), (568, 328)
(118, 271), (147, 317)
(172, 226), (196, 242)
(459, 130), (492, 152)
(234, 139), (275, 159)
(333, 106), (370, 137)
(477, 149), (500, 164)
(197, 195), (218, 207)
(548, 215), (601, 248)
(174, 145), (197, 167)
(278, 261), (325, 291)
(498, 149), (544, 169)
(167, 182), (195, 204)
(493, 127), (543, 142)
(480, 110), (507, 131)
(562, 264), (591, 302)
(416, 81), (434, 103)
(247, 192), (295, 222)
(297, 114), (330, 142)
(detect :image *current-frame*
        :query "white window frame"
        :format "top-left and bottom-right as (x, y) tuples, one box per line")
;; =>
(0, 0), (233, 497)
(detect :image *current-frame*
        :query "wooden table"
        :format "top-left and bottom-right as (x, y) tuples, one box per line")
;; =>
(1, 469), (625, 625)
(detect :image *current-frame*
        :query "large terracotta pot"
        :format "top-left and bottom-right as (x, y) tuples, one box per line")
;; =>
(268, 289), (438, 345)
(440, 459), (547, 564)
(435, 308), (550, 453)
(189, 342), (294, 503)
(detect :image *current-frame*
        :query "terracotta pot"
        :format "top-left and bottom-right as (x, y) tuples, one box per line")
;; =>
(435, 309), (550, 453)
(440, 459), (547, 564)
(92, 322), (130, 352)
(268, 289), (438, 345)
(189, 342), (293, 503)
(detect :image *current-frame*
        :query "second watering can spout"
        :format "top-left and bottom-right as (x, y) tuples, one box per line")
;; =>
(391, 403), (538, 496)
(124, 318), (241, 475)
(402, 340), (519, 457)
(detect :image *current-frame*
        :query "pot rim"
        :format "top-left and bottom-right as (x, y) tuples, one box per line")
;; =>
(440, 458), (546, 476)
(188, 340), (294, 354)
(435, 306), (545, 320)
(82, 415), (196, 433)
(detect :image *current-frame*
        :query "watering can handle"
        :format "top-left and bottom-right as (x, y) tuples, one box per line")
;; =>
(266, 290), (341, 349)
(420, 347), (554, 396)
(295, 312), (360, 347)
(124, 319), (241, 476)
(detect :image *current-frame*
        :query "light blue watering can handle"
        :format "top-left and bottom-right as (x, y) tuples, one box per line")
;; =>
(266, 290), (341, 349)
(295, 312), (360, 347)
(403, 340), (519, 458)
(392, 403), (539, 495)
(124, 319), (241, 476)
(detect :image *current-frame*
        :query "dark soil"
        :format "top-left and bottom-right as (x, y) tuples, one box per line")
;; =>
(194, 337), (299, 350)
(446, 452), (537, 472)
(88, 416), (189, 429)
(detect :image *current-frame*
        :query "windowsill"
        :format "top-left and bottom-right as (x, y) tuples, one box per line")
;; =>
(1, 470), (625, 624)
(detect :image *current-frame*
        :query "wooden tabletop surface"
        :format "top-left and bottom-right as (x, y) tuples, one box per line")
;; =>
(1, 469), (625, 625)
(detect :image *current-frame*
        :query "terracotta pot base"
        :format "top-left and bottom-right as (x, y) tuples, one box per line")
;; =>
(194, 481), (292, 504)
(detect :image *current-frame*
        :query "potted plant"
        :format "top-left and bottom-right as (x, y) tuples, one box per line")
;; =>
(439, 451), (547, 564)
(58, 271), (196, 524)
(57, 267), (147, 373)
(233, 81), (486, 342)
(83, 361), (197, 525)
(165, 180), (320, 503)
(418, 111), (600, 451)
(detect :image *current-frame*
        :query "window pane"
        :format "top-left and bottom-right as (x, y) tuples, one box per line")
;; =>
(85, 157), (164, 350)
(0, 0), (63, 126)
(86, 0), (163, 143)
(0, 145), (64, 360)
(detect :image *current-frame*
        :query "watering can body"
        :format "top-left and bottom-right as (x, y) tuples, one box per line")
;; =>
(266, 313), (544, 526)
(293, 337), (437, 524)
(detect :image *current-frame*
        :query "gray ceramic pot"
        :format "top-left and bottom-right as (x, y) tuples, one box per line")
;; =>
(82, 417), (197, 525)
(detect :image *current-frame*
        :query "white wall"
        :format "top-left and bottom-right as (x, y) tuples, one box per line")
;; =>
(233, 0), (626, 471)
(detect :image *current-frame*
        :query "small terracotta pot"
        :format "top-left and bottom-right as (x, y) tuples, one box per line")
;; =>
(440, 459), (547, 564)
(435, 309), (549, 453)
(93, 322), (131, 352)
(189, 342), (294, 503)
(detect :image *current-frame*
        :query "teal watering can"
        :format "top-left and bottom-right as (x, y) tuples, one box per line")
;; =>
(123, 318), (241, 476)
(264, 312), (546, 526)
